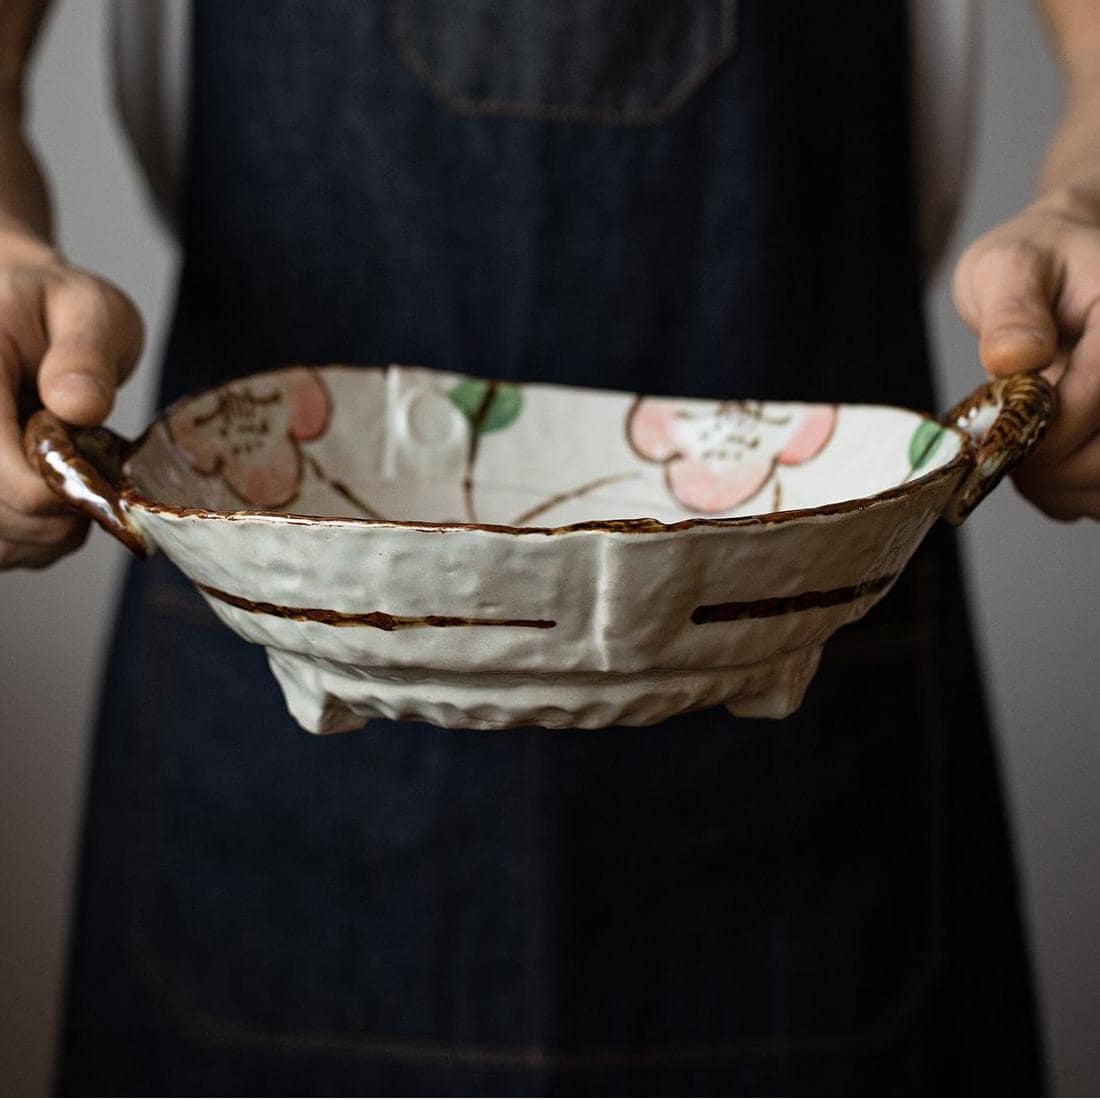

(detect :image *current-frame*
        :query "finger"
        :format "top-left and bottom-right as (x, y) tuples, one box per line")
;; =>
(1015, 423), (1100, 520)
(37, 275), (143, 426)
(954, 240), (1060, 375)
(1018, 424), (1100, 491)
(0, 359), (67, 515)
(0, 498), (86, 545)
(1032, 302), (1100, 463)
(0, 522), (89, 571)
(1013, 485), (1100, 522)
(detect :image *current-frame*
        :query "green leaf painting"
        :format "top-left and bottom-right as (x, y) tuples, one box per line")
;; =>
(908, 418), (946, 472)
(447, 379), (523, 434)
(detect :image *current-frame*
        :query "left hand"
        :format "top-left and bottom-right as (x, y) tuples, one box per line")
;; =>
(953, 185), (1100, 521)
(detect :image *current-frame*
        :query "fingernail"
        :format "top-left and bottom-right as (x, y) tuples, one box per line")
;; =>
(52, 372), (112, 405)
(981, 328), (1054, 374)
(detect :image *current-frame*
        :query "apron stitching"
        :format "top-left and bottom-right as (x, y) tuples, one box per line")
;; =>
(388, 0), (738, 127)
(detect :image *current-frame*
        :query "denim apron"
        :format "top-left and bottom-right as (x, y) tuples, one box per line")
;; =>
(59, 1), (1044, 1093)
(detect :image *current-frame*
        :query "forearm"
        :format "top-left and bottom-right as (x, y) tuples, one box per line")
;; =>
(0, 0), (54, 251)
(1035, 0), (1100, 199)
(0, 109), (54, 248)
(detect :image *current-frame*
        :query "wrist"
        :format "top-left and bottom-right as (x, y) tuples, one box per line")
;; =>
(1037, 72), (1100, 207)
(0, 217), (59, 267)
(1030, 178), (1100, 224)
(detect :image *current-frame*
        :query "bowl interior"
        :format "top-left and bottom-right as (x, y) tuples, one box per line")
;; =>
(125, 366), (964, 525)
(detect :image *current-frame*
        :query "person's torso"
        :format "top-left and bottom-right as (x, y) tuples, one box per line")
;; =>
(158, 0), (931, 417)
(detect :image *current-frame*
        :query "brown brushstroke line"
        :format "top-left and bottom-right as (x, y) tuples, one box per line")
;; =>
(197, 583), (556, 630)
(692, 571), (898, 624)
(510, 471), (643, 526)
(463, 379), (498, 522)
(192, 385), (282, 427)
(303, 454), (385, 521)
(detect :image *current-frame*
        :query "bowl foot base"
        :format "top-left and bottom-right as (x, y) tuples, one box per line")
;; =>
(725, 644), (823, 719)
(265, 645), (824, 733)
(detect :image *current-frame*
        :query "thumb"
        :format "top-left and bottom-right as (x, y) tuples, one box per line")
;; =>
(36, 275), (143, 426)
(954, 240), (1059, 377)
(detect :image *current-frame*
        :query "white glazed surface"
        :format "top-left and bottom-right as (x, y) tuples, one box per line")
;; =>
(118, 366), (970, 732)
(130, 366), (963, 525)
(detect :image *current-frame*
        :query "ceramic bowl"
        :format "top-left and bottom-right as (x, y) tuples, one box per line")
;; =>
(27, 365), (1053, 733)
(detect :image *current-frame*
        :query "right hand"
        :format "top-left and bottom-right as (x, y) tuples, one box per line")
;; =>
(0, 233), (143, 569)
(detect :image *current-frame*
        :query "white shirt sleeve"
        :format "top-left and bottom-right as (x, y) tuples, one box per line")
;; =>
(110, 0), (190, 228)
(909, 0), (981, 274)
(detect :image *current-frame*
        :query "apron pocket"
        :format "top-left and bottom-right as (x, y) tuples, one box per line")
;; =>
(390, 0), (737, 125)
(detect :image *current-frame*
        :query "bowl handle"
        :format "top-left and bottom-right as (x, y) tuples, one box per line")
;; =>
(24, 409), (153, 559)
(939, 373), (1056, 526)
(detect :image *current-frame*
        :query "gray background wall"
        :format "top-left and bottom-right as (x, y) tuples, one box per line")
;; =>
(0, 1), (1095, 1093)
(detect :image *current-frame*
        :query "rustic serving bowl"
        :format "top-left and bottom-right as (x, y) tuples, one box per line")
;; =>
(27, 365), (1053, 733)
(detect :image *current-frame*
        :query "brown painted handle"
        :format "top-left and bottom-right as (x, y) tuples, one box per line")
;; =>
(24, 410), (152, 558)
(940, 373), (1056, 526)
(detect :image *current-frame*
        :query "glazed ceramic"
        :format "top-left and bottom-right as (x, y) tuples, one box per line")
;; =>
(26, 365), (1054, 733)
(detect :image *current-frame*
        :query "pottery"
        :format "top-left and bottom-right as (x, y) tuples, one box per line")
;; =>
(26, 365), (1054, 733)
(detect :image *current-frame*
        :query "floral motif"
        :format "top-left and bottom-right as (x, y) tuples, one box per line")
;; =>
(167, 368), (330, 507)
(446, 377), (525, 521)
(907, 418), (946, 473)
(447, 378), (523, 434)
(628, 398), (837, 513)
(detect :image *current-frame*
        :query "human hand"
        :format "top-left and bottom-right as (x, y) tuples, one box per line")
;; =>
(0, 232), (143, 568)
(953, 186), (1100, 521)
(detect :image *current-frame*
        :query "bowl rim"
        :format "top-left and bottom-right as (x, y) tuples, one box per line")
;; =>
(120, 369), (976, 536)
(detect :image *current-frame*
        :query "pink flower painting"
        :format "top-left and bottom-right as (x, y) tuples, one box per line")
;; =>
(168, 368), (331, 507)
(628, 397), (837, 513)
